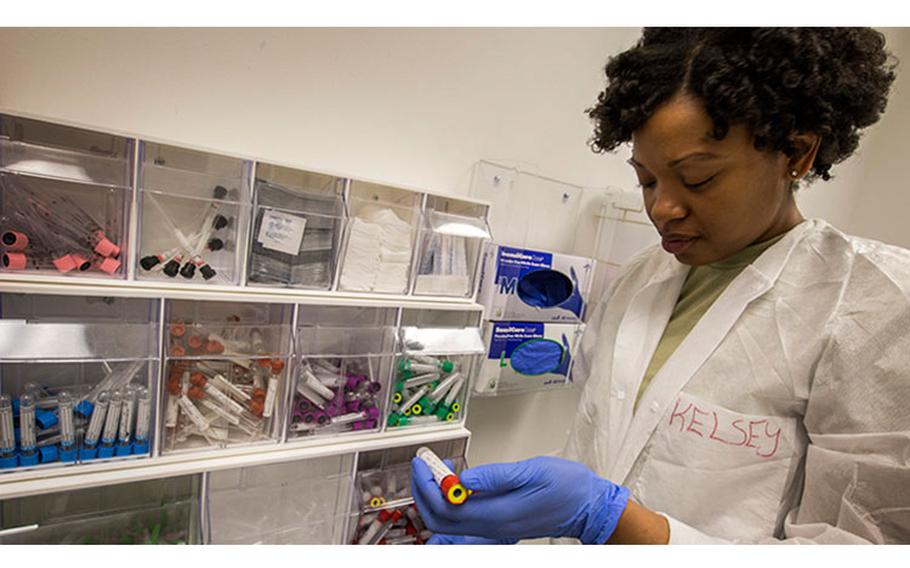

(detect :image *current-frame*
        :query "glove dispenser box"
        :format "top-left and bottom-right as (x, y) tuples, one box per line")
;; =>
(0, 293), (160, 472)
(0, 114), (133, 279)
(136, 142), (252, 286)
(477, 243), (594, 323)
(473, 321), (584, 396)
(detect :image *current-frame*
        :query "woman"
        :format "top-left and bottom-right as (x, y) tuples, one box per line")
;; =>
(412, 28), (910, 544)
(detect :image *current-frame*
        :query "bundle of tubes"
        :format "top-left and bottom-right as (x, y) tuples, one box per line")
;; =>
(0, 175), (122, 274)
(289, 357), (382, 436)
(386, 355), (464, 428)
(163, 322), (284, 450)
(353, 469), (433, 546)
(0, 361), (151, 470)
(139, 185), (232, 281)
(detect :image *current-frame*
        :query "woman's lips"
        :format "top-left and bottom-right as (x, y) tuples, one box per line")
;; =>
(661, 236), (698, 254)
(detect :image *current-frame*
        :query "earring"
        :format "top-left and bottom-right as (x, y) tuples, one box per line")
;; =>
(790, 170), (800, 178)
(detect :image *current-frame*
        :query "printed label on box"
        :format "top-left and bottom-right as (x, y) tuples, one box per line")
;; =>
(258, 209), (307, 255)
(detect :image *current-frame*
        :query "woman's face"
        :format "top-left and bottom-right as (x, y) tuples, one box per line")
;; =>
(629, 95), (803, 266)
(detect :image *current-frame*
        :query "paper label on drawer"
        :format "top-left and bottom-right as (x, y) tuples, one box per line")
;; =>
(258, 209), (307, 255)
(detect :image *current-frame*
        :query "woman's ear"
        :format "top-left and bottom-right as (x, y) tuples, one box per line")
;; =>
(788, 133), (822, 178)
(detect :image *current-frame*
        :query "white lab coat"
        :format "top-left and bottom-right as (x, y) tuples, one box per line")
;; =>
(564, 218), (910, 544)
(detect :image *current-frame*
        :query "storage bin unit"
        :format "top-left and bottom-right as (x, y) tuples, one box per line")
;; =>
(386, 309), (484, 431)
(0, 114), (133, 279)
(0, 111), (485, 545)
(0, 474), (202, 544)
(347, 438), (469, 544)
(338, 180), (421, 295)
(136, 142), (252, 285)
(412, 195), (492, 298)
(160, 300), (293, 455)
(205, 453), (355, 544)
(246, 163), (346, 290)
(0, 293), (160, 471)
(286, 306), (399, 441)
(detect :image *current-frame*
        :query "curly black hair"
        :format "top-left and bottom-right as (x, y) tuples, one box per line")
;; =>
(588, 28), (897, 181)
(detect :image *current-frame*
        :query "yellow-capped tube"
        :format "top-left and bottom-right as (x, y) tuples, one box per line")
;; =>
(416, 446), (470, 505)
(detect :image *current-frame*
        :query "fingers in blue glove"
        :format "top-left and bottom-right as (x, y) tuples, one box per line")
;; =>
(428, 534), (517, 545)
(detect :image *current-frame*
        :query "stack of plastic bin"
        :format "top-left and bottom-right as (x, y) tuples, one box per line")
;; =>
(0, 293), (159, 471)
(246, 163), (346, 290)
(205, 454), (355, 544)
(0, 475), (202, 544)
(338, 180), (421, 295)
(0, 114), (132, 278)
(348, 440), (468, 545)
(286, 325), (396, 440)
(411, 196), (492, 298)
(136, 142), (251, 285)
(160, 300), (292, 454)
(385, 325), (485, 431)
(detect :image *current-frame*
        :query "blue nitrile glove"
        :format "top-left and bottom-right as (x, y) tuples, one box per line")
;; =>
(411, 456), (631, 544)
(428, 534), (517, 545)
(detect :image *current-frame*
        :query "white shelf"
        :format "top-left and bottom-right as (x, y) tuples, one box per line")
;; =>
(0, 273), (484, 311)
(0, 425), (470, 500)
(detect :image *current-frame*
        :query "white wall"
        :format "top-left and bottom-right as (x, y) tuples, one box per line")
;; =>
(2, 27), (908, 468)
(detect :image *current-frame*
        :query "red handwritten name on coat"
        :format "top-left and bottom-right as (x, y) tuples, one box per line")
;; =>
(667, 398), (782, 458)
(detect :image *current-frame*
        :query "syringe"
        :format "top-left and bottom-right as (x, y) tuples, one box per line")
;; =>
(116, 386), (136, 456)
(57, 391), (78, 462)
(18, 394), (39, 466)
(415, 446), (470, 505)
(80, 390), (110, 459)
(133, 386), (152, 454)
(0, 395), (18, 469)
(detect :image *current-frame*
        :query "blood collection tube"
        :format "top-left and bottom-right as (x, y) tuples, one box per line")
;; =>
(329, 411), (368, 426)
(1, 230), (29, 251)
(57, 391), (78, 463)
(427, 372), (462, 404)
(403, 372), (439, 389)
(99, 389), (123, 458)
(132, 386), (151, 454)
(398, 385), (428, 415)
(416, 446), (470, 505)
(81, 390), (110, 459)
(399, 359), (455, 375)
(442, 375), (465, 408)
(358, 509), (397, 544)
(0, 395), (18, 469)
(18, 394), (39, 466)
(262, 362), (282, 419)
(115, 386), (136, 456)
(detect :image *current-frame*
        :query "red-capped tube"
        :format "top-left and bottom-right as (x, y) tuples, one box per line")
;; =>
(1, 231), (29, 251)
(416, 446), (471, 505)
